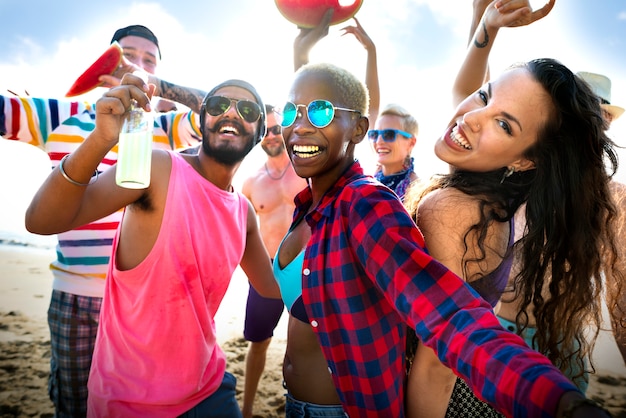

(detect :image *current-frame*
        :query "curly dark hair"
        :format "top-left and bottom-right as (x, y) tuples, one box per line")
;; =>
(404, 58), (623, 382)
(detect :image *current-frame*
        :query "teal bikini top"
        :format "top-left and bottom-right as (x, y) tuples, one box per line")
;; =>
(273, 235), (308, 323)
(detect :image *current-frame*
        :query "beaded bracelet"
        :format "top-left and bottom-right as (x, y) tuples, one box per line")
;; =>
(58, 154), (99, 187)
(561, 398), (612, 418)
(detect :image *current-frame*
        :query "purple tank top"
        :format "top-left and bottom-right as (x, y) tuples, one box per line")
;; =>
(467, 219), (515, 307)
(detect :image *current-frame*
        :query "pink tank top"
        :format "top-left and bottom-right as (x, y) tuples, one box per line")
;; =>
(88, 151), (248, 417)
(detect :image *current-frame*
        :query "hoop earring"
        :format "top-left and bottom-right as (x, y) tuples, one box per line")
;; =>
(500, 166), (515, 184)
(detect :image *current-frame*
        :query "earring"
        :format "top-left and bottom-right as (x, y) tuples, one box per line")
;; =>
(500, 166), (515, 184)
(403, 155), (411, 170)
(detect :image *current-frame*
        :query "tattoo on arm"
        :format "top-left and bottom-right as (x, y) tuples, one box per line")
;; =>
(473, 21), (489, 49)
(158, 80), (206, 114)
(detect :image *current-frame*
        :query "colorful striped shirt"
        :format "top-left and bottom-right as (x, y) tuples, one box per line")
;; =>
(0, 95), (201, 297)
(297, 161), (579, 418)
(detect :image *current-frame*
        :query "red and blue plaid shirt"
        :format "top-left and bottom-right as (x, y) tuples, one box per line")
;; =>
(297, 161), (579, 418)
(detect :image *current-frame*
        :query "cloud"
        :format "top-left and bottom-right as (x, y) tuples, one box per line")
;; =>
(2, 0), (625, 181)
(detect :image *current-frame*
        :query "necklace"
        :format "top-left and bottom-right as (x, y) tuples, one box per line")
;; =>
(265, 162), (289, 180)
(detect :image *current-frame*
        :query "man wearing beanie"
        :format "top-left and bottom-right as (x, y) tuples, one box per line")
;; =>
(26, 75), (279, 416)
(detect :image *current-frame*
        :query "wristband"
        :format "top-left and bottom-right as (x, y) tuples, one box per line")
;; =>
(58, 154), (99, 186)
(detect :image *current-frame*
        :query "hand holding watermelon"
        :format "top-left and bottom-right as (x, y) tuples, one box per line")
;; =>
(293, 8), (334, 70)
(65, 42), (124, 97)
(99, 60), (149, 90)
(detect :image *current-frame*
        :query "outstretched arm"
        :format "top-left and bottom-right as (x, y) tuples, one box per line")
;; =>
(99, 59), (207, 114)
(150, 78), (206, 114)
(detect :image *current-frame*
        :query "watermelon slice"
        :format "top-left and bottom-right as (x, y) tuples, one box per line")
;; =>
(65, 42), (123, 97)
(275, 0), (364, 28)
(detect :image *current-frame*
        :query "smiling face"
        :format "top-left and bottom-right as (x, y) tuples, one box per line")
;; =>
(201, 85), (259, 165)
(281, 71), (366, 191)
(261, 111), (286, 158)
(118, 35), (159, 74)
(371, 114), (416, 175)
(435, 67), (552, 173)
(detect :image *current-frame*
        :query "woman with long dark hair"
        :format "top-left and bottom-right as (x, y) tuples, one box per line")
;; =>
(404, 1), (623, 416)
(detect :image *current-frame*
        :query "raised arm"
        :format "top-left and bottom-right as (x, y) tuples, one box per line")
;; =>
(151, 78), (206, 114)
(340, 17), (380, 124)
(25, 75), (153, 235)
(293, 11), (380, 124)
(452, 0), (555, 107)
(293, 9), (334, 71)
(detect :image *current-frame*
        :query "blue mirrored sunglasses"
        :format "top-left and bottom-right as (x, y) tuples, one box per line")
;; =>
(276, 100), (361, 129)
(368, 129), (412, 142)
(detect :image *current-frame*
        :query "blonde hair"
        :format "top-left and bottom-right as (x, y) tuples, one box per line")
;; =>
(379, 103), (418, 137)
(295, 62), (369, 116)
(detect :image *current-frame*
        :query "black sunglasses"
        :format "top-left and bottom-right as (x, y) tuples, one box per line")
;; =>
(204, 96), (261, 123)
(266, 125), (282, 136)
(368, 129), (412, 143)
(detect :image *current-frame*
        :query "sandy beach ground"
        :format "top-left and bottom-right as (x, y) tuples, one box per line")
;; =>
(0, 243), (625, 418)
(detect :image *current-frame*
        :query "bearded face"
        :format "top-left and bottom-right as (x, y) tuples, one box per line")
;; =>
(261, 139), (286, 158)
(202, 118), (257, 165)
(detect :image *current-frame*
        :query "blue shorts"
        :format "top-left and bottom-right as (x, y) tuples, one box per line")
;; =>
(285, 393), (347, 418)
(243, 283), (284, 342)
(178, 372), (241, 417)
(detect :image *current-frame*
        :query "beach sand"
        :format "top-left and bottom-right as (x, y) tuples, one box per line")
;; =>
(0, 243), (625, 418)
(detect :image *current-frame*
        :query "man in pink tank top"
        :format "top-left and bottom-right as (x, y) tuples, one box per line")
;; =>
(25, 75), (280, 417)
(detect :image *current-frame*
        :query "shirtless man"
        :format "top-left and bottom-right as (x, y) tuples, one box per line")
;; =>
(241, 105), (307, 418)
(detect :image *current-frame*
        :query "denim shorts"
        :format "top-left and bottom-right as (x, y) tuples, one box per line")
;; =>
(178, 372), (241, 417)
(285, 392), (347, 418)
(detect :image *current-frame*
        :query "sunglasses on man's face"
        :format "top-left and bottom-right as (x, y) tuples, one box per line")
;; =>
(204, 96), (261, 123)
(266, 125), (282, 136)
(368, 129), (412, 143)
(276, 100), (361, 129)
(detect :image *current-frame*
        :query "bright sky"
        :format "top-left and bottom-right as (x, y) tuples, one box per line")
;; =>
(1, 0), (626, 237)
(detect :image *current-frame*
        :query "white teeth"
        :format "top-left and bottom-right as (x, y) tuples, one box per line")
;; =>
(451, 125), (472, 150)
(293, 144), (321, 158)
(220, 125), (239, 135)
(293, 145), (319, 153)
